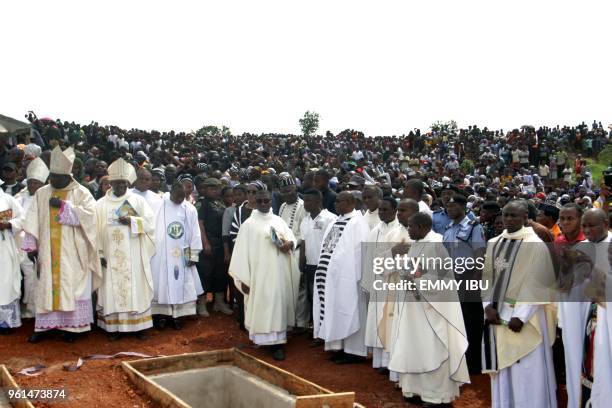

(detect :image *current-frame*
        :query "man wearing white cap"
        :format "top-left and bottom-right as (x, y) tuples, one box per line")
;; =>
(0, 177), (24, 334)
(14, 158), (50, 318)
(22, 147), (101, 343)
(95, 158), (155, 340)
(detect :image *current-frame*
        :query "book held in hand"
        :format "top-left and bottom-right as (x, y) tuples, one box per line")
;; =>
(116, 200), (138, 218)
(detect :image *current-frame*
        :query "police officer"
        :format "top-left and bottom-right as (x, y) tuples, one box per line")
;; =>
(197, 178), (233, 317)
(442, 193), (486, 374)
(433, 184), (476, 234)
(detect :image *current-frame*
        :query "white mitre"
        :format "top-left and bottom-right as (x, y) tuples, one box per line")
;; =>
(49, 146), (75, 175)
(108, 158), (136, 184)
(26, 157), (50, 183)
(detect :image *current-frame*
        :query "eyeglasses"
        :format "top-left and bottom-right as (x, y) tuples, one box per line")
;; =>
(256, 198), (271, 204)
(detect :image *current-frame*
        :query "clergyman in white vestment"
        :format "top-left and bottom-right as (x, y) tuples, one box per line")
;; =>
(229, 190), (299, 361)
(95, 158), (155, 338)
(22, 147), (101, 343)
(150, 183), (203, 329)
(314, 191), (371, 363)
(0, 181), (24, 332)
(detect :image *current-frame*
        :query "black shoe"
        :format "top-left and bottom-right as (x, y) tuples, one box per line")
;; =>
(154, 316), (167, 331)
(377, 367), (390, 375)
(171, 319), (183, 331)
(404, 395), (423, 405)
(136, 331), (149, 341)
(63, 332), (77, 343)
(109, 332), (121, 342)
(28, 332), (44, 343)
(336, 354), (366, 365)
(291, 327), (308, 336)
(422, 403), (450, 408)
(328, 351), (345, 361)
(272, 347), (285, 361)
(309, 338), (324, 348)
(0, 328), (13, 335)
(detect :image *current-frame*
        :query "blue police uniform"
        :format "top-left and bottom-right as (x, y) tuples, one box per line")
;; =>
(442, 214), (486, 374)
(433, 209), (476, 235)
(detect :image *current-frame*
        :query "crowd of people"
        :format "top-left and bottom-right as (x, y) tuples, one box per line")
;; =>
(0, 113), (611, 408)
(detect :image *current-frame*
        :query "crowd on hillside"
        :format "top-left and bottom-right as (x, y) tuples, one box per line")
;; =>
(1, 113), (611, 407)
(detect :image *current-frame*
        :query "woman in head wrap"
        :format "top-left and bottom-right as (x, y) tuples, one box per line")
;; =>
(177, 173), (196, 204)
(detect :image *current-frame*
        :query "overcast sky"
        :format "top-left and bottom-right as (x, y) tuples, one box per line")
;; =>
(2, 0), (610, 135)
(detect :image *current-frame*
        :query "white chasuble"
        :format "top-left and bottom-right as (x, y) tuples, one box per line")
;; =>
(96, 191), (155, 315)
(229, 210), (299, 341)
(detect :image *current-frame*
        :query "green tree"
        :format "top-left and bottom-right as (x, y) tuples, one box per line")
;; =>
(430, 120), (458, 134)
(196, 125), (231, 138)
(299, 111), (320, 137)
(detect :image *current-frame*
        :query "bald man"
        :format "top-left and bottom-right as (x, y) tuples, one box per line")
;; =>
(482, 201), (558, 408)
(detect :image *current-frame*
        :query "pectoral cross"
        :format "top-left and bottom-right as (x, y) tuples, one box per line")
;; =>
(494, 256), (511, 272)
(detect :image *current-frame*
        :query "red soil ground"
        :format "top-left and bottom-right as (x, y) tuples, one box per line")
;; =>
(0, 313), (490, 407)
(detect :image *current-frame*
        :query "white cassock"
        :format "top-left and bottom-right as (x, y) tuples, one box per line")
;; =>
(379, 224), (413, 383)
(95, 190), (155, 332)
(314, 210), (371, 356)
(151, 197), (203, 318)
(229, 210), (300, 345)
(14, 190), (36, 317)
(558, 233), (611, 408)
(588, 232), (612, 408)
(279, 198), (308, 327)
(22, 181), (101, 333)
(364, 208), (380, 231)
(0, 189), (24, 329)
(481, 226), (557, 408)
(388, 230), (470, 404)
(130, 188), (163, 216)
(363, 218), (399, 369)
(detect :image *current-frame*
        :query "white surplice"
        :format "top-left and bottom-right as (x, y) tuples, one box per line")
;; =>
(388, 230), (470, 404)
(313, 210), (371, 356)
(482, 227), (557, 408)
(364, 208), (380, 231)
(150, 197), (203, 317)
(588, 232), (612, 408)
(229, 210), (300, 345)
(14, 190), (36, 317)
(559, 232), (611, 408)
(363, 218), (399, 368)
(0, 190), (24, 328)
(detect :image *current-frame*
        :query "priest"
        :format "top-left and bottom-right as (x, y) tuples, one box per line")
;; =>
(314, 191), (371, 364)
(388, 212), (470, 405)
(14, 158), (49, 318)
(22, 146), (101, 343)
(278, 173), (308, 331)
(95, 158), (155, 340)
(229, 190), (300, 361)
(150, 182), (203, 330)
(363, 197), (399, 372)
(482, 200), (558, 407)
(0, 179), (24, 334)
(130, 168), (163, 216)
(377, 199), (419, 383)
